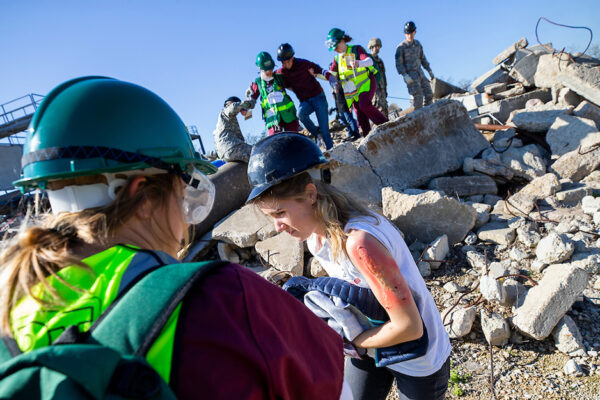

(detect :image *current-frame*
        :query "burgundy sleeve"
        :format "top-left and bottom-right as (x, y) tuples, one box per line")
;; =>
(330, 58), (338, 72)
(171, 263), (344, 400)
(249, 82), (260, 100)
(354, 45), (369, 60)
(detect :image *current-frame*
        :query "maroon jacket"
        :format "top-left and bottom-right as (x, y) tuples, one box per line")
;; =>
(277, 58), (333, 102)
(171, 263), (344, 399)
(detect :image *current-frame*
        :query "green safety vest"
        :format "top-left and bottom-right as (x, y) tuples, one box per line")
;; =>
(256, 75), (297, 129)
(10, 245), (180, 383)
(335, 45), (377, 108)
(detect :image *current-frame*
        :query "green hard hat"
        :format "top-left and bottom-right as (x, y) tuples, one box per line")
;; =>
(256, 51), (275, 71)
(14, 76), (216, 191)
(326, 28), (345, 51)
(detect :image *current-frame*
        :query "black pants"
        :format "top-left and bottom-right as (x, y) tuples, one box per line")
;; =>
(344, 356), (450, 400)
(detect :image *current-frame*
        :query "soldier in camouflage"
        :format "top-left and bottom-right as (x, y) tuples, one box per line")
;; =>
(213, 96), (255, 163)
(395, 21), (435, 109)
(368, 37), (388, 118)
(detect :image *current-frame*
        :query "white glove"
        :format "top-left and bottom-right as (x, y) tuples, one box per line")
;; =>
(429, 71), (435, 80)
(403, 74), (414, 85)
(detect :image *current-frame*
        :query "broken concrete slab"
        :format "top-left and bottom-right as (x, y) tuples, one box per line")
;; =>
(309, 257), (328, 278)
(430, 77), (466, 99)
(546, 115), (599, 156)
(427, 175), (498, 197)
(557, 88), (584, 107)
(360, 100), (490, 189)
(509, 103), (573, 132)
(212, 203), (277, 247)
(481, 144), (547, 181)
(510, 52), (542, 87)
(573, 100), (600, 127)
(382, 188), (476, 245)
(328, 142), (384, 205)
(558, 61), (600, 106)
(471, 65), (511, 93)
(477, 222), (516, 245)
(481, 312), (511, 346)
(477, 89), (552, 124)
(555, 184), (591, 205)
(493, 37), (528, 65)
(506, 173), (561, 215)
(463, 157), (514, 181)
(197, 161), (252, 237)
(468, 202), (491, 229)
(255, 231), (304, 276)
(549, 141), (600, 182)
(484, 82), (508, 95)
(512, 264), (588, 340)
(492, 83), (526, 100)
(452, 93), (492, 112)
(536, 232), (575, 264)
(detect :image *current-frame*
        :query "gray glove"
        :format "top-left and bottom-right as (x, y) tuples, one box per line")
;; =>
(428, 71), (435, 80)
(403, 74), (414, 85)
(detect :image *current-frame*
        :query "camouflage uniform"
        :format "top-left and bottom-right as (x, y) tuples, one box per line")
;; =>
(395, 39), (433, 109)
(213, 99), (255, 163)
(371, 55), (388, 118)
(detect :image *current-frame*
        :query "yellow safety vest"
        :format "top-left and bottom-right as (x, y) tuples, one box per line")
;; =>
(336, 45), (377, 108)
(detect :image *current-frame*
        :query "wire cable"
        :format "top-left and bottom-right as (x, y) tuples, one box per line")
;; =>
(535, 17), (593, 55)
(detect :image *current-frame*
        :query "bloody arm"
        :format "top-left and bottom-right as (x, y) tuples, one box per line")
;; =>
(345, 229), (423, 348)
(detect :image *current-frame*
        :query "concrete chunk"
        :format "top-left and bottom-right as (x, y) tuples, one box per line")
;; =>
(574, 100), (600, 127)
(328, 142), (383, 205)
(0, 145), (22, 191)
(553, 315), (586, 356)
(536, 232), (575, 264)
(444, 306), (477, 339)
(546, 115), (599, 156)
(512, 264), (588, 340)
(477, 222), (516, 245)
(427, 175), (497, 197)
(255, 232), (304, 275)
(481, 312), (511, 346)
(509, 52), (542, 87)
(507, 173), (561, 215)
(493, 37), (528, 65)
(510, 104), (573, 133)
(360, 100), (490, 189)
(558, 62), (600, 106)
(471, 65), (510, 93)
(549, 142), (600, 181)
(212, 204), (277, 247)
(477, 89), (552, 124)
(481, 144), (547, 181)
(382, 188), (476, 245)
(431, 77), (465, 99)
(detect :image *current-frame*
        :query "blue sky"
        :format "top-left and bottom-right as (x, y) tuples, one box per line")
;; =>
(2, 0), (599, 153)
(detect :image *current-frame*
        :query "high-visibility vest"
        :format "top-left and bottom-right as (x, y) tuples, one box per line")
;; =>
(336, 45), (377, 108)
(10, 245), (180, 383)
(256, 75), (297, 129)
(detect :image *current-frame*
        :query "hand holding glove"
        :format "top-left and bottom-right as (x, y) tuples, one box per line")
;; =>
(327, 74), (338, 89)
(403, 74), (414, 85)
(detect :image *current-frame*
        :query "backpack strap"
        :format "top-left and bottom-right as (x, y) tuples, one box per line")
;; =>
(86, 260), (227, 356)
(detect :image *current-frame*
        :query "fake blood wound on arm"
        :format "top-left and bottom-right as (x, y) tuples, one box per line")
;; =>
(348, 236), (413, 311)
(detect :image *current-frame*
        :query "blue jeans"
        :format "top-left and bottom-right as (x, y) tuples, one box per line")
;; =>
(298, 92), (333, 149)
(345, 356), (450, 400)
(339, 110), (359, 137)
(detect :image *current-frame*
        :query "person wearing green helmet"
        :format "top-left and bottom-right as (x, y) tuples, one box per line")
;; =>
(327, 28), (388, 137)
(246, 51), (300, 136)
(1, 77), (346, 399)
(248, 133), (451, 400)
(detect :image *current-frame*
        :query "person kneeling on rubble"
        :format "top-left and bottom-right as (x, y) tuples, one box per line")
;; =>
(213, 96), (253, 163)
(0, 77), (347, 399)
(247, 133), (451, 400)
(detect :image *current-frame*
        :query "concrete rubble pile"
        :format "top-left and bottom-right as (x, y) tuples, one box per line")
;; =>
(207, 38), (600, 377)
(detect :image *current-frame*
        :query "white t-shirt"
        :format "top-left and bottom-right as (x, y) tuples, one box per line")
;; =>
(306, 213), (451, 377)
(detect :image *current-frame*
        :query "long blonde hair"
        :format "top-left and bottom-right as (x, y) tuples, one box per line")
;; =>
(0, 173), (187, 334)
(251, 172), (374, 262)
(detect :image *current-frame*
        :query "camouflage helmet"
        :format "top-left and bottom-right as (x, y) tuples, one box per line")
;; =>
(368, 38), (382, 49)
(256, 51), (275, 71)
(404, 21), (416, 34)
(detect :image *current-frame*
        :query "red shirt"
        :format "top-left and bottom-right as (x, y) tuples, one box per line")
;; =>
(171, 263), (344, 399)
(277, 58), (332, 102)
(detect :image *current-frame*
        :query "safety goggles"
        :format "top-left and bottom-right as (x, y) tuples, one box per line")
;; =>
(181, 167), (215, 225)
